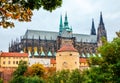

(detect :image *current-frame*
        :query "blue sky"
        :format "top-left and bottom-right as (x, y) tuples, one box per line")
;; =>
(0, 0), (120, 51)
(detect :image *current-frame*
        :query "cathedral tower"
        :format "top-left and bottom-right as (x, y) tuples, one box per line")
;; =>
(97, 12), (107, 46)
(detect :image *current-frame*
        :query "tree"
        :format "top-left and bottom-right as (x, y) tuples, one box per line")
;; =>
(69, 69), (83, 83)
(48, 70), (70, 83)
(24, 63), (45, 77)
(10, 62), (45, 83)
(25, 76), (44, 83)
(43, 67), (56, 79)
(85, 33), (120, 83)
(0, 0), (62, 28)
(13, 60), (28, 77)
(47, 69), (85, 83)
(9, 76), (26, 83)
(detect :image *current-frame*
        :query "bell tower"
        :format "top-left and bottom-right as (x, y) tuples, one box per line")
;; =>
(97, 12), (107, 46)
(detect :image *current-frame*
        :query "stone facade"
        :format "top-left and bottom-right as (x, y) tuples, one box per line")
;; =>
(56, 44), (79, 71)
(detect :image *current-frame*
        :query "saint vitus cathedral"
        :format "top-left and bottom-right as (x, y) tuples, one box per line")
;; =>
(9, 12), (107, 57)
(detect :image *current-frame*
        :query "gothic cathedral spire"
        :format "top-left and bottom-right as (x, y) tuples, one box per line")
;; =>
(91, 19), (96, 35)
(100, 12), (104, 25)
(97, 12), (107, 46)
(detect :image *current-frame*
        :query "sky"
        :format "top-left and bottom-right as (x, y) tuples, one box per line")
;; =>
(0, 0), (120, 52)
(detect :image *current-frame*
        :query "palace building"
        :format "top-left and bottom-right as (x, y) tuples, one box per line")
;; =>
(9, 12), (107, 57)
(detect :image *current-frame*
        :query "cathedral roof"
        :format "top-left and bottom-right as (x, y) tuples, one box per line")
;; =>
(58, 44), (78, 52)
(23, 29), (97, 43)
(24, 29), (58, 40)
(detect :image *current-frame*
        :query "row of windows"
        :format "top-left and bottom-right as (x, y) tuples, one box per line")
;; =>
(3, 61), (19, 65)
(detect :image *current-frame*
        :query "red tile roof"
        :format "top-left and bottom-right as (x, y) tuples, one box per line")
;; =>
(80, 58), (88, 63)
(0, 52), (28, 57)
(58, 44), (78, 52)
(50, 58), (56, 64)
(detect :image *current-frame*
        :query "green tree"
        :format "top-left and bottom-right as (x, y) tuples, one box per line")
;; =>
(69, 69), (83, 83)
(25, 76), (44, 83)
(0, 0), (62, 28)
(9, 76), (26, 83)
(84, 33), (120, 83)
(48, 70), (70, 83)
(13, 60), (28, 77)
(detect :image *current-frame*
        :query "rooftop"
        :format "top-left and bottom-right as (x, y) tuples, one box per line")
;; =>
(58, 44), (78, 52)
(0, 52), (28, 57)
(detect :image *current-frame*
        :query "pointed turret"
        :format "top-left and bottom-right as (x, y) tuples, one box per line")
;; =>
(64, 13), (69, 27)
(97, 12), (107, 46)
(91, 19), (96, 35)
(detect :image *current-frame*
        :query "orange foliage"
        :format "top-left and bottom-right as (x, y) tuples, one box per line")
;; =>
(43, 67), (56, 79)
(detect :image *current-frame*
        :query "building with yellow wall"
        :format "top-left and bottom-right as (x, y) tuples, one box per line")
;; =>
(0, 52), (28, 68)
(56, 44), (79, 71)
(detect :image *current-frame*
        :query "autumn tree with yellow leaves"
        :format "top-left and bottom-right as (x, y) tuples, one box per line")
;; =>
(0, 0), (62, 28)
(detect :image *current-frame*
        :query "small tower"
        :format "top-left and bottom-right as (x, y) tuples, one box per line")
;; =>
(97, 12), (107, 46)
(56, 43), (79, 71)
(90, 19), (96, 35)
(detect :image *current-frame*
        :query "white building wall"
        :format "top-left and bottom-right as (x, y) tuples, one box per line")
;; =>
(29, 58), (50, 67)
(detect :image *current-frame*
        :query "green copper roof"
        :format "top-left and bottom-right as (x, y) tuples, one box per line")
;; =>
(64, 13), (68, 27)
(54, 52), (56, 56)
(34, 51), (39, 56)
(59, 15), (63, 29)
(41, 51), (45, 56)
(82, 53), (86, 57)
(47, 51), (52, 56)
